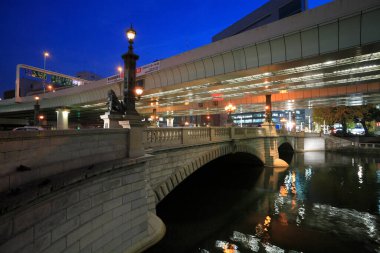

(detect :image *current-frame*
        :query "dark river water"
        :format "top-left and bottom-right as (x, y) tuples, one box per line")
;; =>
(145, 151), (380, 253)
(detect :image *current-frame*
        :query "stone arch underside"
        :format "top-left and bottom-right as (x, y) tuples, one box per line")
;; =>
(277, 136), (295, 150)
(153, 142), (265, 203)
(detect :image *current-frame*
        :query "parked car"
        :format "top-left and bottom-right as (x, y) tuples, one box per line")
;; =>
(349, 127), (365, 135)
(12, 126), (44, 131)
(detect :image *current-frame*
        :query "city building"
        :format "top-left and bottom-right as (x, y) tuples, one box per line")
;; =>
(75, 71), (102, 81)
(212, 0), (307, 42)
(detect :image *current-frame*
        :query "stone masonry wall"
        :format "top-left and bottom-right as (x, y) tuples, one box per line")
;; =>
(0, 129), (129, 193)
(0, 162), (149, 253)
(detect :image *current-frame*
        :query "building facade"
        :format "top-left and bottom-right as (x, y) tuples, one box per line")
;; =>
(212, 0), (307, 42)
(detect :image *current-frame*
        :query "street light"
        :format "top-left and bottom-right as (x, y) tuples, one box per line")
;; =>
(224, 103), (236, 125)
(126, 27), (136, 44)
(43, 51), (49, 93)
(122, 25), (141, 116)
(135, 86), (144, 100)
(47, 84), (54, 92)
(38, 115), (45, 125)
(43, 51), (49, 70)
(117, 66), (123, 78)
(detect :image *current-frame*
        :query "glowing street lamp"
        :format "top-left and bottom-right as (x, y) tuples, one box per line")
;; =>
(117, 66), (123, 78)
(122, 25), (140, 115)
(224, 103), (236, 124)
(135, 86), (144, 100)
(126, 27), (136, 43)
(43, 51), (49, 70)
(47, 84), (55, 92)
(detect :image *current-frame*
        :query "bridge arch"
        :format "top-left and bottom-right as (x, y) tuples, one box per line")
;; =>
(153, 142), (265, 203)
(277, 136), (295, 150)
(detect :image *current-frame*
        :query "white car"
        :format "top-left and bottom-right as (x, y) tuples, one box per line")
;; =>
(12, 126), (44, 131)
(349, 128), (365, 135)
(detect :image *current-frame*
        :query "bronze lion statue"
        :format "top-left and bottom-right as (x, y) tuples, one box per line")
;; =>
(106, 89), (125, 114)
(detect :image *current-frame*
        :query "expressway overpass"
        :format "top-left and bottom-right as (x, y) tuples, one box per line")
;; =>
(0, 0), (379, 128)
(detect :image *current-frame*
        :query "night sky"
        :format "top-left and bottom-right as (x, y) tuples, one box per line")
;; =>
(0, 0), (332, 99)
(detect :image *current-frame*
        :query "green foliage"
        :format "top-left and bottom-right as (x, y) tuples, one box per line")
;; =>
(312, 104), (380, 136)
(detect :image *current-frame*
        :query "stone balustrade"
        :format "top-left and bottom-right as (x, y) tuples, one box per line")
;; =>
(143, 127), (266, 149)
(358, 143), (380, 149)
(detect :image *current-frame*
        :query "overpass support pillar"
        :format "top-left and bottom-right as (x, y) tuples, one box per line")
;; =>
(56, 108), (70, 130)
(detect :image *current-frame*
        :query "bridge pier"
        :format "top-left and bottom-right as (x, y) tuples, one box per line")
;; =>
(262, 122), (289, 167)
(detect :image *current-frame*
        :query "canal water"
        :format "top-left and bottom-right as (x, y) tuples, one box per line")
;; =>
(145, 152), (380, 253)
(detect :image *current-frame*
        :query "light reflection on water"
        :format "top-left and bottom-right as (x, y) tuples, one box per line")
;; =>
(147, 152), (380, 253)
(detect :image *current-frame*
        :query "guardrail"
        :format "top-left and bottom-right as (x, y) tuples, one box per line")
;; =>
(143, 127), (267, 149)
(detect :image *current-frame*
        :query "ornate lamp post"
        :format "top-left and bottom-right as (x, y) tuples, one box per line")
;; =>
(224, 103), (236, 125)
(122, 25), (140, 116)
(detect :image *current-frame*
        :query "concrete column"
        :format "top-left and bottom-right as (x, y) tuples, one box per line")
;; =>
(56, 108), (70, 130)
(33, 102), (40, 126)
(265, 94), (272, 123)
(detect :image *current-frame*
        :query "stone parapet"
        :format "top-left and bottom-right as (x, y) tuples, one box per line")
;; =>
(0, 129), (129, 193)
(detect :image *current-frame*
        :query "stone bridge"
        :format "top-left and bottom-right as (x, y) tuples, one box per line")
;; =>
(0, 126), (330, 253)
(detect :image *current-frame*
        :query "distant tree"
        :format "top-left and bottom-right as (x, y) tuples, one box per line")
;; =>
(333, 106), (354, 134)
(313, 107), (335, 130)
(352, 104), (380, 135)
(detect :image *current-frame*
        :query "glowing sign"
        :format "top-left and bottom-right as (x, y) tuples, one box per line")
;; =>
(18, 65), (84, 97)
(25, 69), (47, 80)
(136, 61), (160, 77)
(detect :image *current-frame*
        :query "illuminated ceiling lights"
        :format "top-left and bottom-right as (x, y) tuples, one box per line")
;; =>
(137, 51), (380, 116)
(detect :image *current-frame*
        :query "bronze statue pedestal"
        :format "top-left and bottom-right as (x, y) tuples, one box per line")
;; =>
(100, 112), (125, 129)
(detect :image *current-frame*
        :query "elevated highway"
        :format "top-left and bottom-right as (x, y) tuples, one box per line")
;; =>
(0, 0), (379, 126)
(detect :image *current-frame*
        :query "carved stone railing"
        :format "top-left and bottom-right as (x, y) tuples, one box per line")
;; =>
(143, 127), (266, 149)
(358, 143), (380, 149)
